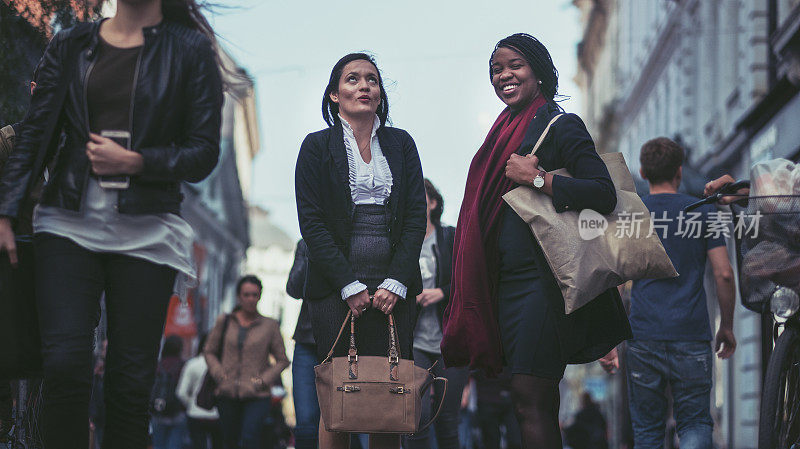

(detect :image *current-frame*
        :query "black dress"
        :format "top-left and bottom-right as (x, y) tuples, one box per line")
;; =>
(494, 104), (632, 375)
(497, 206), (565, 379)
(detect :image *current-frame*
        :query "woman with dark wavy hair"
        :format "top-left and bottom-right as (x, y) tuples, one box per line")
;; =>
(295, 53), (426, 449)
(0, 0), (223, 446)
(442, 33), (631, 448)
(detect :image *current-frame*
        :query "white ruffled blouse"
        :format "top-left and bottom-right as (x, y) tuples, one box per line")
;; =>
(338, 115), (407, 301)
(341, 114), (393, 205)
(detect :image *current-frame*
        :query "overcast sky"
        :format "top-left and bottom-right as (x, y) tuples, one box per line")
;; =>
(209, 0), (585, 239)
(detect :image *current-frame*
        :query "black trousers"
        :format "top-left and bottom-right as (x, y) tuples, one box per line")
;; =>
(34, 233), (177, 449)
(187, 417), (223, 449)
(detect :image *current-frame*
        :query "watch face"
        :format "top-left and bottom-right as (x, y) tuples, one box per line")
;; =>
(533, 176), (545, 188)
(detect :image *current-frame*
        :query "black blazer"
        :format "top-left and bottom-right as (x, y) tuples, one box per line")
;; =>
(295, 124), (426, 301)
(511, 102), (632, 364)
(416, 224), (455, 326)
(517, 103), (617, 215)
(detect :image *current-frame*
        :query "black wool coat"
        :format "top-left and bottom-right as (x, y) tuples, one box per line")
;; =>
(294, 123), (427, 302)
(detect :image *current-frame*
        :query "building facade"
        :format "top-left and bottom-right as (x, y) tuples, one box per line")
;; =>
(574, 0), (800, 447)
(173, 50), (261, 342)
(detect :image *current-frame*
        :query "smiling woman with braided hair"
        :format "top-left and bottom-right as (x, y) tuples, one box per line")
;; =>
(441, 33), (631, 448)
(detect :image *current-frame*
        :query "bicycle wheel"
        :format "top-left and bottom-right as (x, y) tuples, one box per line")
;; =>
(758, 324), (800, 449)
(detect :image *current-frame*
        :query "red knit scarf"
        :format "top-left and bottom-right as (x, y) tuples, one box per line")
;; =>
(441, 96), (545, 375)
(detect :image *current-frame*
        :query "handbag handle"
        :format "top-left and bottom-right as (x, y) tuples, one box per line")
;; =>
(321, 308), (402, 375)
(526, 113), (564, 157)
(216, 314), (231, 360)
(417, 376), (448, 433)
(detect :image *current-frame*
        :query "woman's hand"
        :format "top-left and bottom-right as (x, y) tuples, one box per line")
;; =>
(506, 154), (554, 195)
(372, 288), (400, 315)
(598, 347), (619, 374)
(346, 289), (371, 318)
(0, 217), (17, 266)
(86, 133), (143, 176)
(416, 288), (445, 307)
(505, 153), (539, 186)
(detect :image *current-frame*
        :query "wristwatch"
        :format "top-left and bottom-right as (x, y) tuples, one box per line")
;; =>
(532, 170), (547, 189)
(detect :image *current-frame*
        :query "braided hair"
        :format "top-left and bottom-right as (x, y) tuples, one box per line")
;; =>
(322, 53), (390, 128)
(490, 33), (559, 103)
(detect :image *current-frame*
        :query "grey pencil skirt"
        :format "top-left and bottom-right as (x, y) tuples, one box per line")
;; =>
(309, 204), (414, 362)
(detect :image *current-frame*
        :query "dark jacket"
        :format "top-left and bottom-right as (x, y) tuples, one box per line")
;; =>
(286, 239), (314, 345)
(516, 105), (616, 214)
(516, 102), (631, 364)
(0, 19), (223, 220)
(295, 124), (426, 300)
(416, 224), (455, 326)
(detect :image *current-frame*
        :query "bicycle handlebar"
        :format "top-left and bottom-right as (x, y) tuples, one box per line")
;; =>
(684, 180), (751, 212)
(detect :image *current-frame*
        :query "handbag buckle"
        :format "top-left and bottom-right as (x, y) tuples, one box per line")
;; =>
(389, 386), (409, 394)
(337, 385), (361, 393)
(388, 355), (399, 363)
(348, 354), (358, 363)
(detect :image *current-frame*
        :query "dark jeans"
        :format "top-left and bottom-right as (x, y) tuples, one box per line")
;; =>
(404, 349), (469, 449)
(217, 397), (272, 449)
(626, 340), (713, 449)
(188, 417), (223, 449)
(477, 399), (521, 449)
(34, 233), (177, 449)
(292, 342), (319, 449)
(152, 415), (187, 449)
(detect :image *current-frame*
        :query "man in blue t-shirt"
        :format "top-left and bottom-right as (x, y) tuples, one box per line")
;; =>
(626, 137), (737, 449)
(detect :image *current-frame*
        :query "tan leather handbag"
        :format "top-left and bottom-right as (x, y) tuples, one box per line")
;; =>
(315, 310), (447, 434)
(503, 114), (677, 314)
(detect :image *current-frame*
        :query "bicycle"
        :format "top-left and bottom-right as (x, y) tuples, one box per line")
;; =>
(687, 181), (800, 449)
(1, 378), (43, 449)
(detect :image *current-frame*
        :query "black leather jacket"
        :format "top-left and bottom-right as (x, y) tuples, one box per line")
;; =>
(0, 19), (223, 219)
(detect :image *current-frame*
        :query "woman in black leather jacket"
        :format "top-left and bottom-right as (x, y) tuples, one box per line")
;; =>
(0, 1), (223, 447)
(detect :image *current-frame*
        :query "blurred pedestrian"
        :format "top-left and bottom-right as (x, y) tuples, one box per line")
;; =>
(285, 239), (319, 449)
(294, 52), (426, 449)
(564, 393), (608, 449)
(0, 0), (224, 447)
(151, 335), (188, 449)
(405, 179), (468, 449)
(442, 32), (630, 449)
(474, 370), (520, 449)
(0, 66), (42, 441)
(204, 275), (290, 449)
(177, 334), (222, 449)
(609, 137), (736, 449)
